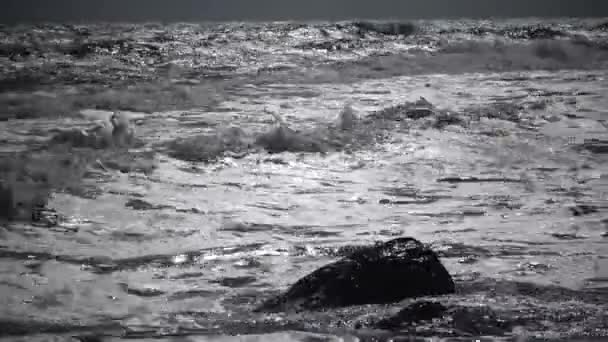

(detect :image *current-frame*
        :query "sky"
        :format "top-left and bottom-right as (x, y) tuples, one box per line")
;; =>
(2, 0), (608, 23)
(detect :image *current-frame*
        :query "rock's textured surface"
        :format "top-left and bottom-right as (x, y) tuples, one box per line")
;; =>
(257, 237), (455, 312)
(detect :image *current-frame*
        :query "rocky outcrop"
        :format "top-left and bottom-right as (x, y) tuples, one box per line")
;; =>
(256, 237), (455, 312)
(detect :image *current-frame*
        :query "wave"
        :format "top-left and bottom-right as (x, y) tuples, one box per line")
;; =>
(1, 19), (607, 90)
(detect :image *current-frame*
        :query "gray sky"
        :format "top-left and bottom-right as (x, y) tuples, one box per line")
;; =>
(2, 0), (608, 23)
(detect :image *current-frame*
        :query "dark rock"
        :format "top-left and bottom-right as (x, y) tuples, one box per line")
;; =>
(256, 237), (455, 312)
(376, 301), (447, 329)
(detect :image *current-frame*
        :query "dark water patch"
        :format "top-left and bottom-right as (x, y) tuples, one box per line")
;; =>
(410, 209), (486, 218)
(212, 276), (258, 288)
(569, 204), (601, 216)
(458, 278), (608, 305)
(576, 138), (608, 154)
(0, 92), (75, 120)
(533, 167), (560, 172)
(1, 148), (94, 222)
(164, 271), (204, 280)
(292, 188), (344, 195)
(473, 200), (523, 211)
(254, 124), (328, 154)
(433, 243), (491, 260)
(221, 222), (341, 238)
(164, 127), (253, 163)
(0, 319), (123, 338)
(0, 280), (27, 290)
(547, 186), (591, 198)
(549, 232), (588, 240)
(176, 165), (206, 174)
(565, 112), (586, 119)
(110, 230), (155, 242)
(168, 289), (220, 301)
(0, 243), (267, 274)
(353, 21), (416, 36)
(309, 39), (608, 83)
(379, 186), (418, 197)
(432, 227), (477, 234)
(437, 176), (522, 184)
(435, 242), (561, 259)
(142, 175), (209, 189)
(494, 244), (560, 257)
(178, 119), (218, 128)
(106, 190), (144, 197)
(592, 21), (608, 31)
(246, 202), (298, 212)
(379, 197), (441, 205)
(125, 198), (172, 211)
(119, 283), (166, 297)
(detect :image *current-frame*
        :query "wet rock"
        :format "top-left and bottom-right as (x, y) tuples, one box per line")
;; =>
(376, 301), (448, 329)
(256, 237), (455, 312)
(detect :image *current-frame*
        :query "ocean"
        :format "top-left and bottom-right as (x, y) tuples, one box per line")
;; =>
(0, 18), (607, 341)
